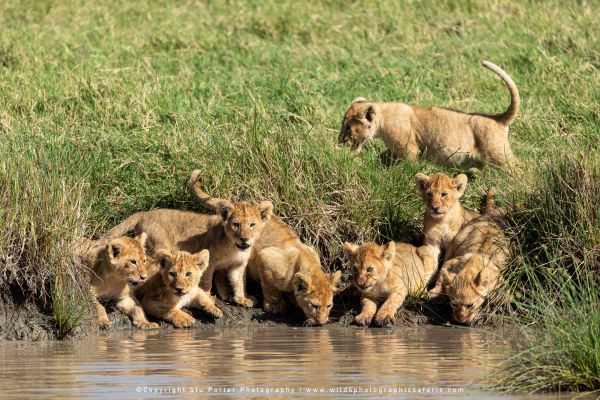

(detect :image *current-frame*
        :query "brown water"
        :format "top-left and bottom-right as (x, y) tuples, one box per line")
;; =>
(0, 326), (567, 399)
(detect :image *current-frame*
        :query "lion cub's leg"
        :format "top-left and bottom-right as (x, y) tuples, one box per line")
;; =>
(115, 296), (159, 330)
(199, 266), (215, 295)
(228, 264), (254, 307)
(355, 297), (378, 326)
(374, 292), (406, 326)
(191, 288), (224, 319)
(91, 288), (112, 329)
(142, 299), (195, 328)
(260, 276), (287, 314)
(214, 270), (231, 302)
(417, 245), (437, 285)
(256, 248), (289, 314)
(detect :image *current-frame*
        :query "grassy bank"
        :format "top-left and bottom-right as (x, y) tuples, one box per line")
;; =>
(491, 158), (600, 393)
(0, 0), (598, 390)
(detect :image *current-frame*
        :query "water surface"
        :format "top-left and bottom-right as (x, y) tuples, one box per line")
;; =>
(0, 326), (567, 399)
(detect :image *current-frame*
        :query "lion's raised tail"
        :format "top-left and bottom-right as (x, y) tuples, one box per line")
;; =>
(103, 212), (145, 239)
(481, 61), (520, 127)
(188, 169), (225, 211)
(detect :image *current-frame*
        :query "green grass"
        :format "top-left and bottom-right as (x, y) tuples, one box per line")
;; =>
(0, 0), (598, 389)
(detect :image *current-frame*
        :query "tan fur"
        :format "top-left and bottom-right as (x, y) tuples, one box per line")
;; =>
(103, 196), (273, 308)
(338, 61), (519, 169)
(135, 249), (221, 328)
(344, 242), (436, 326)
(437, 213), (510, 324)
(415, 172), (480, 274)
(189, 171), (341, 325)
(85, 234), (158, 330)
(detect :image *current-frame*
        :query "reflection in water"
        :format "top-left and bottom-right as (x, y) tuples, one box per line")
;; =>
(0, 326), (565, 399)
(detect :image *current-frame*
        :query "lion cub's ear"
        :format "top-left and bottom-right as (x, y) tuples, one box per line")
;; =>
(441, 268), (456, 286)
(415, 173), (430, 194)
(293, 272), (312, 294)
(258, 201), (273, 222)
(352, 97), (367, 103)
(216, 199), (235, 221)
(108, 241), (122, 259)
(382, 241), (396, 262)
(330, 270), (342, 293)
(365, 105), (375, 122)
(193, 249), (210, 272)
(155, 249), (173, 269)
(343, 242), (359, 257)
(453, 174), (468, 197)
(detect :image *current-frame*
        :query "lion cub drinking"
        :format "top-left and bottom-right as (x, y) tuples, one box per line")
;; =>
(84, 233), (158, 330)
(135, 249), (222, 328)
(344, 242), (435, 326)
(437, 203), (510, 325)
(338, 61), (519, 169)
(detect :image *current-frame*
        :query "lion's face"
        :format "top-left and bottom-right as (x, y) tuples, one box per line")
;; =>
(343, 242), (394, 293)
(107, 233), (149, 287)
(338, 98), (377, 150)
(292, 249), (341, 326)
(442, 256), (498, 325)
(216, 200), (273, 251)
(156, 249), (210, 297)
(415, 173), (468, 218)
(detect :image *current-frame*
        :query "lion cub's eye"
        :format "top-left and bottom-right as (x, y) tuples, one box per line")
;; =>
(233, 222), (241, 230)
(311, 303), (320, 310)
(185, 271), (192, 277)
(169, 271), (177, 278)
(327, 304), (333, 309)
(426, 192), (433, 197)
(129, 259), (137, 265)
(465, 303), (474, 309)
(249, 223), (256, 229)
(441, 192), (448, 198)
(366, 266), (374, 273)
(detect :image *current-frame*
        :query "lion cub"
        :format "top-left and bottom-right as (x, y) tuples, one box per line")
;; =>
(338, 61), (519, 169)
(135, 249), (222, 328)
(84, 234), (158, 330)
(437, 198), (510, 324)
(415, 172), (480, 273)
(104, 197), (272, 308)
(344, 242), (436, 326)
(189, 171), (341, 326)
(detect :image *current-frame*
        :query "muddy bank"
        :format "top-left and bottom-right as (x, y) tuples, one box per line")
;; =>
(0, 291), (56, 340)
(0, 281), (458, 340)
(102, 286), (453, 333)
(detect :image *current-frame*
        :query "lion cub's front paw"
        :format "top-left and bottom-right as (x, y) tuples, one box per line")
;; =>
(263, 300), (286, 314)
(354, 313), (373, 326)
(234, 296), (255, 308)
(171, 312), (195, 328)
(206, 305), (223, 319)
(98, 318), (112, 330)
(374, 309), (396, 326)
(136, 321), (160, 330)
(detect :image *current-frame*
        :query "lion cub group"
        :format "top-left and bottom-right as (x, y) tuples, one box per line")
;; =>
(83, 170), (508, 329)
